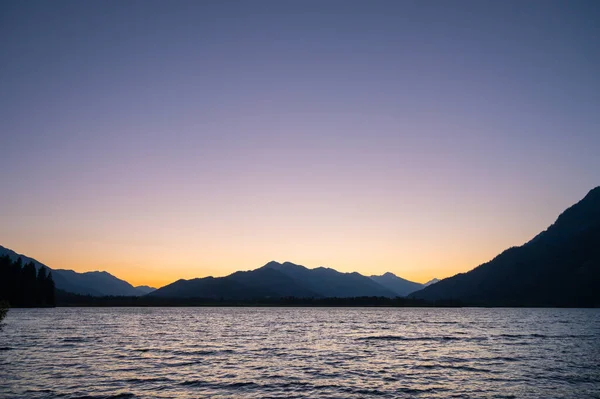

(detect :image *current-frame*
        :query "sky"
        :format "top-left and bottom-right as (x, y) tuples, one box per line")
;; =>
(1, 1), (599, 288)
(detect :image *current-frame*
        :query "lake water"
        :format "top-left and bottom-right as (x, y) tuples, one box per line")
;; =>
(1, 307), (599, 398)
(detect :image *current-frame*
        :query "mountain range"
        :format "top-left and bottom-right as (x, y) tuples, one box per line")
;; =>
(148, 261), (427, 299)
(0, 246), (430, 298)
(3, 186), (598, 306)
(0, 246), (155, 296)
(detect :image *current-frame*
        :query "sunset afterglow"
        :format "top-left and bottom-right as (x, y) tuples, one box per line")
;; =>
(1, 1), (598, 288)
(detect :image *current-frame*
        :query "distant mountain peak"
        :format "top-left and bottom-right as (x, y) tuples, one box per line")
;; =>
(368, 272), (424, 297)
(134, 285), (156, 295)
(424, 278), (440, 286)
(263, 260), (282, 267)
(282, 261), (300, 267)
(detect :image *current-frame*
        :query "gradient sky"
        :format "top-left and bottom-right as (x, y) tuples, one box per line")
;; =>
(1, 1), (599, 288)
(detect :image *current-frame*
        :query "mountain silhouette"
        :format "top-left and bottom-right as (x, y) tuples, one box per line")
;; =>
(1, 245), (420, 300)
(410, 186), (600, 306)
(12, 183), (598, 307)
(226, 266), (322, 298)
(51, 269), (144, 297)
(150, 261), (399, 299)
(147, 276), (263, 299)
(134, 285), (156, 294)
(0, 245), (149, 297)
(424, 278), (440, 286)
(149, 266), (319, 299)
(369, 272), (424, 296)
(264, 261), (398, 297)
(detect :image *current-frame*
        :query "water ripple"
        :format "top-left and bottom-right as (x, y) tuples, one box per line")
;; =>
(1, 308), (599, 398)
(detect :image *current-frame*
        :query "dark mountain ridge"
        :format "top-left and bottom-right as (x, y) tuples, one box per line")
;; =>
(410, 186), (600, 306)
(10, 186), (597, 305)
(0, 245), (422, 300)
(152, 266), (321, 299)
(150, 261), (402, 299)
(264, 261), (399, 297)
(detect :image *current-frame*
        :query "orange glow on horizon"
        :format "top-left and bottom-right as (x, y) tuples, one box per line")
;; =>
(2, 185), (587, 290)
(3, 238), (523, 289)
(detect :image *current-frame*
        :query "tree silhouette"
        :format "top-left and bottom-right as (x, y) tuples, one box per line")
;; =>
(45, 271), (56, 306)
(0, 256), (56, 307)
(22, 261), (37, 307)
(36, 266), (48, 305)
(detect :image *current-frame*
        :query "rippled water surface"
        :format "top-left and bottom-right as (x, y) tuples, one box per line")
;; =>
(1, 307), (599, 398)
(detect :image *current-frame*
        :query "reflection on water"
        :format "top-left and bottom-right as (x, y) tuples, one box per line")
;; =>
(1, 307), (599, 398)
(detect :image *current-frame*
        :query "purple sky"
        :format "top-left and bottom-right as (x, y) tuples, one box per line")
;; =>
(1, 1), (599, 287)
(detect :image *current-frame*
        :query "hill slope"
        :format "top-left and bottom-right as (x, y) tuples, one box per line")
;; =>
(410, 187), (600, 306)
(0, 245), (146, 297)
(134, 285), (156, 295)
(369, 272), (424, 297)
(424, 278), (440, 287)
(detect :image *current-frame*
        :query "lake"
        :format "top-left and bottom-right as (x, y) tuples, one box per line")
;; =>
(1, 307), (599, 398)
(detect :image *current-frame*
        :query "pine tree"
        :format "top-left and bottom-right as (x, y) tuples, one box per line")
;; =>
(0, 255), (11, 303)
(22, 261), (37, 307)
(0, 257), (56, 307)
(36, 266), (48, 305)
(45, 271), (56, 306)
(13, 257), (24, 305)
